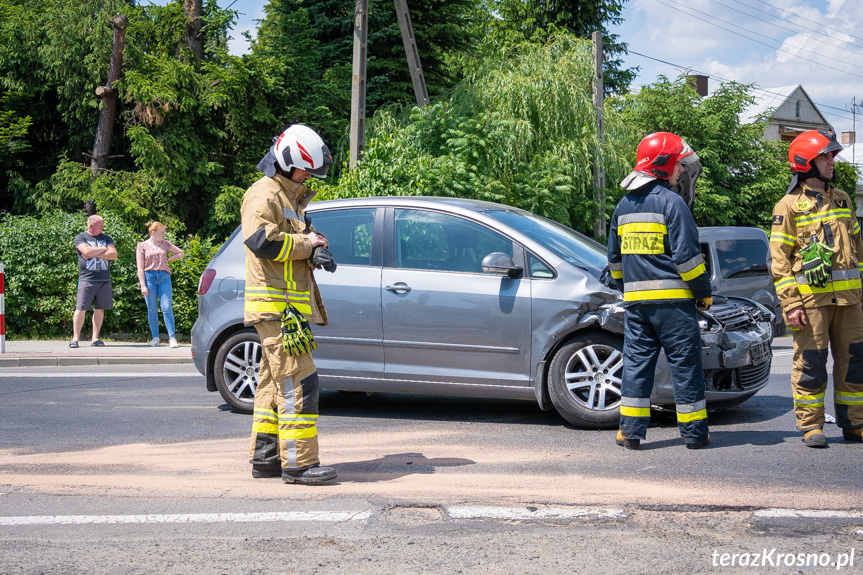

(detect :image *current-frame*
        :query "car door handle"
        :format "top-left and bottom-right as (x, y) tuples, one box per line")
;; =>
(385, 282), (411, 294)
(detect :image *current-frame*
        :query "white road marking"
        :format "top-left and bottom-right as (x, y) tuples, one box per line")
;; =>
(754, 509), (863, 519)
(0, 372), (198, 378)
(0, 510), (373, 526)
(446, 506), (626, 520)
(772, 350), (794, 357)
(6, 507), (858, 527)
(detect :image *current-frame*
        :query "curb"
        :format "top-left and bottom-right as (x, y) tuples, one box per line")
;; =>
(0, 356), (194, 368)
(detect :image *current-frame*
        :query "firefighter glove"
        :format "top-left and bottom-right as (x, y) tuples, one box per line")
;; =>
(311, 246), (337, 273)
(697, 296), (713, 311)
(800, 240), (833, 288)
(280, 305), (317, 356)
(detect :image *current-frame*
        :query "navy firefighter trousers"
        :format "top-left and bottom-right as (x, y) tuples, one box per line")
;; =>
(619, 302), (708, 442)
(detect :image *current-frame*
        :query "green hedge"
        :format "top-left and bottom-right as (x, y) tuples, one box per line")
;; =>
(0, 211), (222, 340)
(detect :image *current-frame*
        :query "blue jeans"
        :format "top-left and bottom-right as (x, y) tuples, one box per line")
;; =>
(144, 270), (176, 339)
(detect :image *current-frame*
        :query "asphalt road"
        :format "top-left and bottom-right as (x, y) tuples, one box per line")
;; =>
(1, 342), (862, 574)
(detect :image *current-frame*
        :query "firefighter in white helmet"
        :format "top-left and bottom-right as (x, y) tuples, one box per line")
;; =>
(242, 124), (337, 484)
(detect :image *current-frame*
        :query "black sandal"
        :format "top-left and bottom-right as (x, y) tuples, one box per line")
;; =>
(69, 341), (79, 348)
(91, 339), (105, 347)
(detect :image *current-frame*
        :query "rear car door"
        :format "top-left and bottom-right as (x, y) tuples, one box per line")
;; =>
(306, 207), (385, 381)
(381, 208), (532, 388)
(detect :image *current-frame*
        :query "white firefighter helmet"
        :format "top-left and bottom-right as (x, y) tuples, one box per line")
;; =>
(257, 124), (333, 179)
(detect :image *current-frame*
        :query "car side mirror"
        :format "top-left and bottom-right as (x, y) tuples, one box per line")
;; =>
(481, 252), (523, 278)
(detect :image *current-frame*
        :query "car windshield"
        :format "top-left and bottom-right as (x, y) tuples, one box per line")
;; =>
(483, 209), (608, 273)
(714, 239), (770, 279)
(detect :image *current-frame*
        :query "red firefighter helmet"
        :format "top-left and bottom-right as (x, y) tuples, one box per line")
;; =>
(788, 130), (842, 173)
(634, 132), (685, 180)
(785, 130), (843, 193)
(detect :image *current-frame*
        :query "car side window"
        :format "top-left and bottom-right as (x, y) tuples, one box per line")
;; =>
(307, 208), (376, 266)
(527, 253), (554, 278)
(394, 209), (513, 273)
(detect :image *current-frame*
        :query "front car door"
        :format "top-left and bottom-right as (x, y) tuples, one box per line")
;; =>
(381, 208), (532, 391)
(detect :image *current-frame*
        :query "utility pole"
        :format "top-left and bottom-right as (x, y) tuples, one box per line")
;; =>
(592, 31), (606, 240)
(393, 0), (429, 107)
(350, 0), (427, 167)
(349, 0), (368, 168)
(849, 96), (863, 168)
(850, 96), (863, 227)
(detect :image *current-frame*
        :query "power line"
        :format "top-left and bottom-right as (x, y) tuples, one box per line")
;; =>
(654, 0), (863, 79)
(626, 49), (856, 123)
(727, 0), (863, 45)
(707, 0), (863, 59)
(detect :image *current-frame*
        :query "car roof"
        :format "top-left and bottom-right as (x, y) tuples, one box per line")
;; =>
(307, 196), (527, 214)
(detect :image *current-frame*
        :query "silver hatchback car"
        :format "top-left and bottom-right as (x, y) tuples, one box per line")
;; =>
(191, 197), (773, 429)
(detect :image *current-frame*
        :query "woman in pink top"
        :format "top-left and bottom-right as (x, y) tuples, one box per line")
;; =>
(136, 222), (184, 347)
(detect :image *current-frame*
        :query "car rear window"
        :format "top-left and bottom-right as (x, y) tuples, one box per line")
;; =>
(714, 239), (769, 279)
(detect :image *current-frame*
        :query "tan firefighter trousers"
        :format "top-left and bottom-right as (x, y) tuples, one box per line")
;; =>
(248, 319), (320, 470)
(790, 304), (863, 432)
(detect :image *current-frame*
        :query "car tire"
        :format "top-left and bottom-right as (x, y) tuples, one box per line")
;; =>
(213, 329), (262, 414)
(548, 333), (623, 430)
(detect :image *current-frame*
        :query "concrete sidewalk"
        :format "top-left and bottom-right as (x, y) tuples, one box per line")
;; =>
(0, 339), (194, 367)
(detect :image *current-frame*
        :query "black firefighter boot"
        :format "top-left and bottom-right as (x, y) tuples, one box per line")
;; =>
(282, 463), (337, 485)
(251, 463), (282, 478)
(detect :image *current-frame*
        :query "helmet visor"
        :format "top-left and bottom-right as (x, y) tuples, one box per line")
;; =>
(679, 139), (699, 166)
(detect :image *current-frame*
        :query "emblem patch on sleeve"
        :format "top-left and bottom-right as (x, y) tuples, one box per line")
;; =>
(772, 215), (784, 226)
(836, 199), (847, 208)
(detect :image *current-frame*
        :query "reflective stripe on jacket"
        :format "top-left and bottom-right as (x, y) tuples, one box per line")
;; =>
(241, 174), (328, 326)
(770, 182), (863, 311)
(607, 181), (711, 305)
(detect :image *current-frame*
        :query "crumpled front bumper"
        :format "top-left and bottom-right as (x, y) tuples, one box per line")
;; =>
(649, 303), (773, 409)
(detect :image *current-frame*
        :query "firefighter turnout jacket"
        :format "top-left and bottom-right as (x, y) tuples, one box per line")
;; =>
(770, 182), (863, 312)
(241, 173), (328, 327)
(607, 181), (711, 305)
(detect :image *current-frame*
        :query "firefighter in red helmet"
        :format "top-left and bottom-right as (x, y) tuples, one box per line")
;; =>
(608, 132), (712, 450)
(770, 129), (863, 447)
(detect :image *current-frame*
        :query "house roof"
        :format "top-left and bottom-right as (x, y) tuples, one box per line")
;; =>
(740, 85), (834, 131)
(740, 85), (799, 124)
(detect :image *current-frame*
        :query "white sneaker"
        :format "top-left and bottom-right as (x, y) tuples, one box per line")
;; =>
(169, 338), (179, 348)
(147, 337), (160, 346)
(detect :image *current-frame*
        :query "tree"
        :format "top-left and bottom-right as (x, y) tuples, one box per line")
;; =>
(484, 0), (636, 95)
(606, 74), (789, 229)
(0, 0), (282, 239)
(252, 0), (478, 165)
(834, 160), (859, 212)
(320, 33), (630, 232)
(0, 0), (132, 212)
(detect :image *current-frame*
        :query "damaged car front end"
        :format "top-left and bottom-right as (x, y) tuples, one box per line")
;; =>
(528, 254), (772, 429)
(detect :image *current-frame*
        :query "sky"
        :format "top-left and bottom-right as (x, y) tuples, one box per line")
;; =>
(154, 0), (863, 154)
